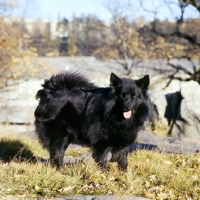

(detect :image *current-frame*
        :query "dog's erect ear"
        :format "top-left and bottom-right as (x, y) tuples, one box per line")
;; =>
(110, 72), (123, 88)
(136, 75), (150, 90)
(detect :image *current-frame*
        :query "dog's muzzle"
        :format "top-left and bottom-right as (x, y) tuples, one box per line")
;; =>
(123, 105), (131, 119)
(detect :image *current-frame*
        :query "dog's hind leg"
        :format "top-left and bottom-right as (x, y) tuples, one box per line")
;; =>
(49, 136), (69, 169)
(111, 149), (128, 171)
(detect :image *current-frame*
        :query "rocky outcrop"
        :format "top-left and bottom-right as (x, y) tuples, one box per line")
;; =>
(179, 84), (200, 138)
(130, 131), (200, 154)
(150, 78), (200, 138)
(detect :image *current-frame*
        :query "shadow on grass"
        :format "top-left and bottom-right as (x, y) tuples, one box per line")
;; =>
(0, 138), (37, 163)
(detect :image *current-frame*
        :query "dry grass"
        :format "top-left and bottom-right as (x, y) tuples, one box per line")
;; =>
(0, 136), (199, 199)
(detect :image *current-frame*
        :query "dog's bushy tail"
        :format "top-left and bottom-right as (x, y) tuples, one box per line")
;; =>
(36, 71), (96, 100)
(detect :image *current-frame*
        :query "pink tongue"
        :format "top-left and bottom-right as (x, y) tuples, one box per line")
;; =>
(123, 111), (131, 119)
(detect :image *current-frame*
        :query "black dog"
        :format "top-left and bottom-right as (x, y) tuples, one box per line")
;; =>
(34, 72), (152, 170)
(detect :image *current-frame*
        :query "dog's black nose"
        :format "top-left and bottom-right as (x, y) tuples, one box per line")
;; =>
(124, 105), (131, 111)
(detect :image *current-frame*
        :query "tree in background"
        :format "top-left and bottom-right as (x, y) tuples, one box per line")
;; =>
(139, 0), (200, 85)
(0, 0), (56, 89)
(0, 18), (37, 88)
(100, 16), (149, 75)
(97, 0), (200, 82)
(3, 0), (199, 86)
(66, 15), (79, 56)
(99, 0), (150, 75)
(67, 14), (109, 57)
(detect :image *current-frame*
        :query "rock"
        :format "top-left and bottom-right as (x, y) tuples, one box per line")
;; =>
(164, 91), (184, 136)
(177, 84), (200, 138)
(149, 90), (168, 127)
(0, 79), (42, 124)
(166, 82), (200, 138)
(150, 79), (200, 138)
(149, 78), (184, 127)
(129, 131), (200, 154)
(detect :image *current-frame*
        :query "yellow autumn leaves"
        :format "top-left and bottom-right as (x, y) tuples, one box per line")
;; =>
(0, 19), (39, 88)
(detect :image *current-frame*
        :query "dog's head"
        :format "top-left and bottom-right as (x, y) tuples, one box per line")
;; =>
(110, 72), (150, 119)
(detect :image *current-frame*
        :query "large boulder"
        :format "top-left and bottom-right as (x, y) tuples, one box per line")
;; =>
(149, 78), (184, 127)
(178, 84), (200, 138)
(150, 77), (200, 138)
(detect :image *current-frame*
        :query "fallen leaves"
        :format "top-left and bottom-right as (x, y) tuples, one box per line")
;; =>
(58, 186), (75, 192)
(149, 174), (156, 181)
(163, 160), (173, 165)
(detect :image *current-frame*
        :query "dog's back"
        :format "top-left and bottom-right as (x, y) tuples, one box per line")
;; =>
(35, 72), (96, 119)
(35, 72), (96, 102)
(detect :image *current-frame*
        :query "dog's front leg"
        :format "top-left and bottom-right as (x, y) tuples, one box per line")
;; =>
(111, 148), (128, 171)
(92, 147), (112, 171)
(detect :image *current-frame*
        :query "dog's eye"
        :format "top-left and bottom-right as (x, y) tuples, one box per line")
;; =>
(119, 94), (123, 99)
(119, 93), (126, 98)
(132, 95), (137, 99)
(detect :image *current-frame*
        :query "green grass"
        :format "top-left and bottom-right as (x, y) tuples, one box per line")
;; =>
(0, 136), (199, 199)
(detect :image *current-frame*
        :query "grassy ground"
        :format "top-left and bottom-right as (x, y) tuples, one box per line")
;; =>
(0, 135), (199, 199)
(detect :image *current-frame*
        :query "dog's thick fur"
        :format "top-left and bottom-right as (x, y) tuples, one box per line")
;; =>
(34, 72), (152, 170)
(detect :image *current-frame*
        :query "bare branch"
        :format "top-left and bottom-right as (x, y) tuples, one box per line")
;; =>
(180, 0), (200, 12)
(167, 62), (193, 75)
(164, 69), (179, 88)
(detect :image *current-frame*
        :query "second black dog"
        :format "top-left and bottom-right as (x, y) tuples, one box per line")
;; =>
(34, 72), (152, 170)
